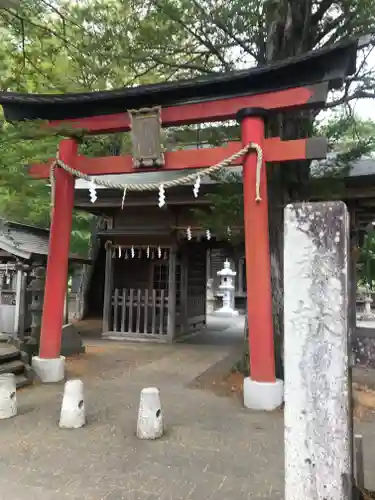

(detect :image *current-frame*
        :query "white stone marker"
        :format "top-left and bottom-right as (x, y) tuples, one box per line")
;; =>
(59, 379), (85, 429)
(284, 202), (352, 500)
(0, 373), (17, 419)
(137, 387), (163, 439)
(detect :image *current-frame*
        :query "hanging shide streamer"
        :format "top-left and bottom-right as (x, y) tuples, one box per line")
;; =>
(50, 142), (261, 210)
(158, 184), (166, 207)
(88, 180), (97, 203)
(193, 175), (201, 198)
(110, 245), (171, 260)
(184, 227), (213, 241)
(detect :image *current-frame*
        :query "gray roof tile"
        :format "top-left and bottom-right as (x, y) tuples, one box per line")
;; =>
(0, 219), (88, 262)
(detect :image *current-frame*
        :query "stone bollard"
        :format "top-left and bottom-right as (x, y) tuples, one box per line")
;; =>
(0, 374), (17, 419)
(137, 387), (163, 439)
(59, 379), (85, 429)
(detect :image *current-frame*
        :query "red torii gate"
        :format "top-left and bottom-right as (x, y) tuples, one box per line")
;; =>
(0, 38), (360, 409)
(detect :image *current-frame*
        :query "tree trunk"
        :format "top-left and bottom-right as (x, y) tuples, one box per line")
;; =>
(264, 0), (318, 379)
(268, 169), (285, 379)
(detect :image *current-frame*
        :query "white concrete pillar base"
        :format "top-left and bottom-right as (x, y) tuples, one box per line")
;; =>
(32, 356), (65, 383)
(0, 374), (17, 419)
(59, 379), (85, 428)
(243, 377), (284, 411)
(137, 387), (163, 439)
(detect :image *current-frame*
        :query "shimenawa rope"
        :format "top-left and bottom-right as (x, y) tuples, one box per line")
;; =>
(49, 142), (263, 208)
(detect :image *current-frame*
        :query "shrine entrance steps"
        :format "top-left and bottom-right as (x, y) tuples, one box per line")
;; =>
(0, 337), (33, 388)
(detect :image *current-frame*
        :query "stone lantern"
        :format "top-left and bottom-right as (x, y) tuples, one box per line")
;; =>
(215, 260), (239, 317)
(358, 283), (375, 321)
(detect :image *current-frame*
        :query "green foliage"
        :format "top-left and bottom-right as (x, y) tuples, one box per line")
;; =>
(193, 112), (375, 243)
(0, 0), (373, 262)
(0, 121), (93, 256)
(193, 170), (244, 244)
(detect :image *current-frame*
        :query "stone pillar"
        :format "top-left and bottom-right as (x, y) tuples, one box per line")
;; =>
(25, 265), (46, 356)
(284, 202), (352, 500)
(13, 263), (24, 337)
(167, 247), (177, 343)
(215, 260), (238, 317)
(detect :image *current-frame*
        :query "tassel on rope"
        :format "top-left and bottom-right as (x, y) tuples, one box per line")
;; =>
(49, 160), (56, 214)
(121, 187), (127, 209)
(254, 144), (262, 202)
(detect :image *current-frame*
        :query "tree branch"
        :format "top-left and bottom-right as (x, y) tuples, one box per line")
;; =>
(1, 9), (81, 53)
(150, 55), (216, 74)
(326, 89), (375, 109)
(152, 0), (232, 71)
(315, 13), (346, 45)
(189, 0), (259, 61)
(311, 0), (335, 25)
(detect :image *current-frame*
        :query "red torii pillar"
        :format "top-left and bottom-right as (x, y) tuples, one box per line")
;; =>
(238, 108), (283, 410)
(31, 138), (77, 382)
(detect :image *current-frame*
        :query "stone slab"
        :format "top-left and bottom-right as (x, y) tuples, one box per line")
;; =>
(61, 324), (85, 357)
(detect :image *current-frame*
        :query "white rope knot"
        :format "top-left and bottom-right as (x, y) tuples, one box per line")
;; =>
(49, 142), (263, 208)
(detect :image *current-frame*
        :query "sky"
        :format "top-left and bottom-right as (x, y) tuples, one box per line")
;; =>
(342, 46), (375, 120)
(353, 98), (375, 120)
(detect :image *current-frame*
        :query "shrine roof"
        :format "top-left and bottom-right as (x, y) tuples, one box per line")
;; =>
(0, 219), (89, 263)
(0, 38), (362, 121)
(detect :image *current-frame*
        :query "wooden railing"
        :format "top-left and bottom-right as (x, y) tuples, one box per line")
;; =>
(111, 288), (168, 336)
